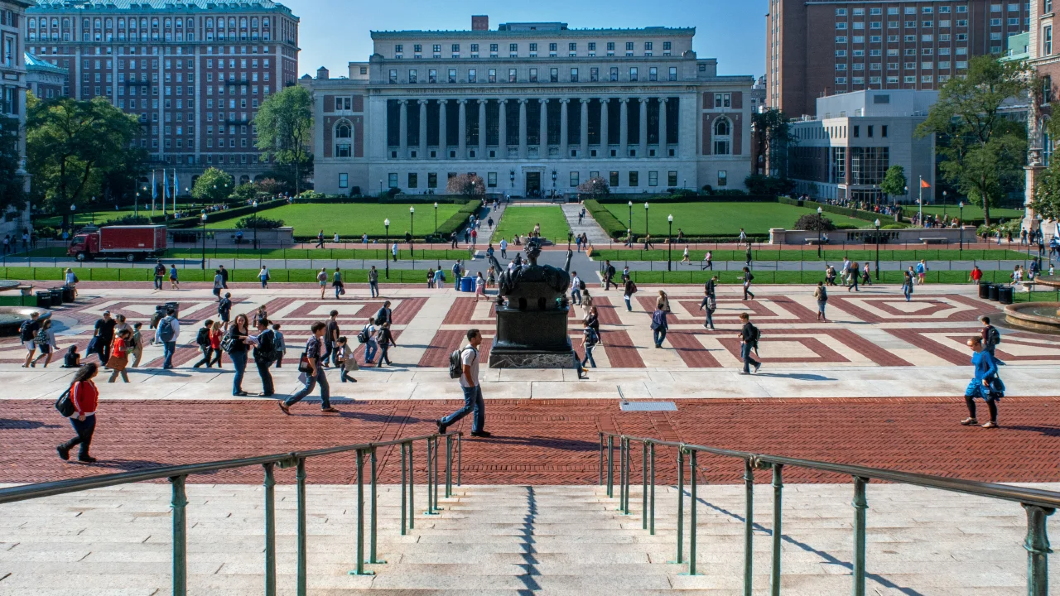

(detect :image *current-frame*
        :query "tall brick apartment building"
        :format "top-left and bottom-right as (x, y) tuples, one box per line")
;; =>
(767, 0), (1031, 117)
(25, 0), (299, 190)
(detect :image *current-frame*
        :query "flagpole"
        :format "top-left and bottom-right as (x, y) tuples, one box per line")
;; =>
(151, 170), (156, 214)
(918, 175), (923, 227)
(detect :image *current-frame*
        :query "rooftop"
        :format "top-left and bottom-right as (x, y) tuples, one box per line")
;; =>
(370, 25), (695, 40)
(25, 53), (69, 75)
(29, 0), (297, 16)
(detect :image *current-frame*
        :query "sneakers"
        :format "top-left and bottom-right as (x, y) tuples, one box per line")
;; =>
(960, 418), (978, 426)
(78, 456), (97, 464)
(471, 431), (492, 438)
(278, 402), (291, 416)
(753, 362), (761, 374)
(56, 445), (69, 461)
(436, 419), (448, 435)
(321, 407), (339, 413)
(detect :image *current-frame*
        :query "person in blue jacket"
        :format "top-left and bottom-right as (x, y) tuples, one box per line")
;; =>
(961, 336), (1004, 429)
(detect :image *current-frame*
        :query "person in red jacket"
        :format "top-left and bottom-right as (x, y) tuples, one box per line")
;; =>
(970, 265), (983, 285)
(57, 363), (101, 463)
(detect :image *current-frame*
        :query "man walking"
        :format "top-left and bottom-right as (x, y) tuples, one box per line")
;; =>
(252, 318), (276, 397)
(980, 316), (1004, 366)
(218, 292), (233, 331)
(437, 329), (488, 437)
(452, 260), (463, 290)
(738, 313), (761, 375)
(212, 269), (224, 300)
(153, 260), (166, 290)
(316, 229), (325, 248)
(279, 322), (338, 414)
(323, 310), (341, 368)
(20, 312), (41, 368)
(500, 238), (508, 259)
(699, 289), (717, 331)
(570, 271), (583, 305)
(157, 308), (180, 369)
(368, 266), (379, 298)
(603, 260), (616, 290)
(375, 301), (393, 327)
(219, 265), (229, 289)
(92, 311), (117, 365)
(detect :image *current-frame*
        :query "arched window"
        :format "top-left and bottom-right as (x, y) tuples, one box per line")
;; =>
(240, 18), (247, 28)
(187, 19), (194, 29)
(713, 117), (732, 155)
(229, 17), (236, 28)
(93, 18), (101, 28)
(336, 122), (352, 138)
(29, 18), (36, 29)
(105, 18), (112, 28)
(251, 17), (258, 27)
(714, 117), (731, 137)
(263, 17), (270, 27)
(206, 17), (214, 28)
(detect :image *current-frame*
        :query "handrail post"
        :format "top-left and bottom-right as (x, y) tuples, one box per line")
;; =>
(598, 433), (604, 486)
(606, 435), (614, 498)
(684, 449), (698, 576)
(169, 475), (188, 596)
(668, 448), (685, 565)
(400, 443), (408, 536)
(852, 476), (869, 596)
(770, 464), (784, 596)
(408, 442), (415, 529)
(445, 434), (453, 498)
(1023, 504), (1055, 596)
(457, 433), (462, 487)
(296, 458), (307, 596)
(263, 462), (277, 596)
(642, 441), (649, 530)
(743, 459), (754, 596)
(368, 447), (385, 564)
(649, 442), (656, 536)
(425, 437), (439, 515)
(433, 436), (440, 511)
(349, 448), (373, 576)
(617, 438), (626, 511)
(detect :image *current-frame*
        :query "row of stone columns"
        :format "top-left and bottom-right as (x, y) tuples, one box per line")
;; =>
(393, 97), (671, 159)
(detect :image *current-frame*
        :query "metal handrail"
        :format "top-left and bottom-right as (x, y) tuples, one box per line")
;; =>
(0, 432), (462, 596)
(599, 431), (1058, 596)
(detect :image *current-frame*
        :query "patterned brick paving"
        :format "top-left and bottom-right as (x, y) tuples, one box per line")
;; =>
(2, 397), (1058, 487)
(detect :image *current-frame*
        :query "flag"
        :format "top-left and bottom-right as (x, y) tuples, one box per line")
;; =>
(920, 179), (930, 189)
(151, 170), (157, 200)
(172, 169), (179, 212)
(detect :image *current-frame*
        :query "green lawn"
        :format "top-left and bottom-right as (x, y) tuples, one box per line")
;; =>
(625, 269), (1050, 286)
(0, 267), (426, 284)
(493, 206), (572, 243)
(602, 202), (875, 237)
(590, 248), (1029, 263)
(35, 204), (210, 228)
(917, 204), (1026, 222)
(22, 246), (469, 260)
(205, 203), (465, 237)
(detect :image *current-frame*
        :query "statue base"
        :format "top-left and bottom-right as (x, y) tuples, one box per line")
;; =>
(488, 347), (578, 369)
(489, 306), (575, 369)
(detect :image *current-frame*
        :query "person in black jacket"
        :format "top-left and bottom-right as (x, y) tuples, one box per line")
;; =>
(280, 322), (337, 414)
(738, 313), (761, 375)
(252, 318), (275, 397)
(604, 261), (617, 290)
(377, 322), (397, 367)
(375, 301), (393, 326)
(218, 293), (233, 331)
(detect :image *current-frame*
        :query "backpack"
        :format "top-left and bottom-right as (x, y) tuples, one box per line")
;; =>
(257, 330), (281, 363)
(748, 323), (761, 348)
(584, 327), (600, 346)
(19, 320), (33, 341)
(578, 280), (586, 291)
(987, 326), (1001, 347)
(629, 282), (638, 294)
(746, 273), (755, 282)
(449, 347), (475, 379)
(34, 328), (48, 346)
(195, 327), (210, 347)
(357, 325), (370, 344)
(650, 310), (666, 330)
(157, 317), (175, 343)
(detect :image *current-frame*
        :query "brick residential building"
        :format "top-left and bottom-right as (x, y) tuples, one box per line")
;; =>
(25, 0), (300, 190)
(306, 16), (753, 198)
(767, 0), (1031, 117)
(25, 51), (67, 99)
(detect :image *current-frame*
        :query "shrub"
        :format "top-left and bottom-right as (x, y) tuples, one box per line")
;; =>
(577, 177), (610, 199)
(584, 199), (627, 239)
(107, 214), (151, 226)
(446, 174), (485, 200)
(297, 190), (327, 201)
(794, 214), (836, 232)
(435, 200), (481, 238)
(744, 174), (794, 196)
(236, 215), (285, 229)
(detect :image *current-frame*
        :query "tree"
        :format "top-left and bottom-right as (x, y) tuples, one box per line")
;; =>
(577, 177), (610, 199)
(744, 174), (795, 196)
(233, 182), (258, 202)
(879, 165), (908, 203)
(255, 86), (313, 194)
(794, 213), (835, 232)
(0, 115), (27, 216)
(26, 97), (141, 230)
(99, 146), (149, 208)
(752, 108), (796, 178)
(192, 167), (233, 203)
(915, 55), (1030, 226)
(446, 173), (485, 200)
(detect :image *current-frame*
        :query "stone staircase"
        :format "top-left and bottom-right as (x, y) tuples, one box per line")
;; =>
(0, 482), (1052, 594)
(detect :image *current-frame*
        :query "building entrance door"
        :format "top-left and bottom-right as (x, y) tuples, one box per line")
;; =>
(526, 172), (541, 197)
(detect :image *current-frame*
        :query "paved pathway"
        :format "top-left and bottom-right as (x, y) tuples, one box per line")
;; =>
(561, 203), (612, 245)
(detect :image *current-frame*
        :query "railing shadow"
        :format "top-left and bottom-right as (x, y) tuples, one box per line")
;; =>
(516, 485), (542, 595)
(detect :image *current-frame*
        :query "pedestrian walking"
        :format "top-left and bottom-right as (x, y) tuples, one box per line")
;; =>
(745, 242), (753, 268)
(738, 313), (762, 375)
(814, 282), (828, 322)
(252, 318), (277, 397)
(623, 277), (638, 311)
(650, 304), (669, 348)
(840, 257), (851, 286)
(333, 267), (345, 299)
(848, 261), (860, 292)
(915, 260), (927, 285)
(218, 292), (233, 331)
(375, 300), (394, 327)
(961, 336), (1004, 429)
(377, 321), (397, 367)
(902, 271), (914, 302)
(699, 289), (716, 330)
(571, 272), (583, 305)
(91, 311), (116, 365)
(433, 268), (444, 289)
(427, 268), (436, 289)
(500, 238), (508, 259)
(437, 329), (488, 436)
(212, 269), (224, 299)
(317, 268), (328, 299)
(335, 337), (358, 383)
(169, 265), (179, 289)
(979, 316), (1004, 365)
(157, 307), (180, 369)
(219, 265), (229, 289)
(106, 329), (131, 383)
(705, 275), (717, 300)
(31, 318), (59, 367)
(225, 313), (251, 396)
(392, 242), (399, 262)
(475, 272), (487, 300)
(488, 216), (495, 229)
(316, 229), (325, 248)
(272, 323), (285, 368)
(362, 317), (379, 364)
(20, 311), (41, 368)
(153, 260), (166, 290)
(368, 266), (379, 298)
(323, 310), (341, 368)
(64, 268), (78, 300)
(259, 266), (270, 288)
(56, 363), (101, 464)
(280, 322), (338, 414)
(738, 228), (747, 244)
(452, 261), (463, 290)
(681, 247), (690, 265)
(604, 260), (616, 290)
(193, 319), (215, 368)
(130, 323), (144, 367)
(741, 267), (755, 300)
(581, 319), (600, 370)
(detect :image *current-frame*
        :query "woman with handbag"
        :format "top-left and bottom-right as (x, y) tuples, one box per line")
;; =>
(57, 363), (100, 463)
(961, 336), (1004, 429)
(225, 314), (251, 396)
(107, 329), (131, 383)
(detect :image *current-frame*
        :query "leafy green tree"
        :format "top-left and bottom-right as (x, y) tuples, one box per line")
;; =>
(752, 108), (796, 178)
(99, 146), (149, 208)
(26, 97), (141, 230)
(0, 115), (27, 216)
(879, 165), (908, 203)
(915, 55), (1030, 226)
(446, 174), (485, 200)
(192, 167), (233, 203)
(795, 213), (835, 232)
(233, 182), (258, 202)
(577, 177), (610, 199)
(255, 86), (313, 194)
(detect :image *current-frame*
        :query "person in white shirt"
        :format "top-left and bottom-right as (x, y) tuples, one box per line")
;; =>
(499, 238), (508, 259)
(437, 329), (488, 437)
(570, 272), (583, 305)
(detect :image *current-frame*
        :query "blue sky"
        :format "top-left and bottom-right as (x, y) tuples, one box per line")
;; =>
(282, 0), (767, 79)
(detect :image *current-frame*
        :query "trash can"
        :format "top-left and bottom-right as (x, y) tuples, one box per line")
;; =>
(978, 282), (992, 300)
(998, 285), (1015, 305)
(460, 276), (475, 292)
(158, 302), (180, 318)
(61, 285), (75, 303)
(35, 291), (51, 309)
(989, 284), (1000, 302)
(49, 288), (64, 306)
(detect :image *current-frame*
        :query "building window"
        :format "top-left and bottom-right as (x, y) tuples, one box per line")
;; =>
(339, 173), (349, 189)
(629, 171), (639, 186)
(388, 173), (398, 188)
(590, 67), (599, 82)
(714, 93), (731, 108)
(570, 68), (579, 82)
(649, 67), (658, 81)
(609, 171), (619, 187)
(550, 68), (559, 82)
(669, 67), (677, 81)
(509, 68), (517, 83)
(488, 69), (497, 83)
(629, 67), (638, 81)
(449, 69), (457, 83)
(469, 69), (477, 83)
(569, 171), (579, 187)
(713, 118), (732, 155)
(1045, 26), (1054, 56)
(648, 171), (658, 186)
(667, 171), (678, 187)
(717, 170), (727, 187)
(529, 68), (538, 82)
(487, 172), (497, 187)
(389, 69), (397, 84)
(407, 173), (418, 189)
(428, 173), (438, 188)
(610, 67), (619, 81)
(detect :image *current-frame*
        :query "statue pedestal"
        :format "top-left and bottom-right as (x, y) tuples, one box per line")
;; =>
(489, 306), (576, 369)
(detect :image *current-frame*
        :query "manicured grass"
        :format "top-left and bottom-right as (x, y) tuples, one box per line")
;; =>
(21, 247), (469, 261)
(492, 206), (572, 243)
(624, 269), (1033, 285)
(590, 248), (1029, 263)
(601, 202), (876, 237)
(0, 267), (427, 284)
(917, 204), (1026, 221)
(205, 203), (466, 237)
(34, 204), (207, 228)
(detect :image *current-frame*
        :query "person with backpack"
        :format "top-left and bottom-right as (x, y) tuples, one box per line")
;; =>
(317, 268), (328, 299)
(623, 277), (638, 312)
(272, 323), (286, 368)
(153, 260), (166, 290)
(699, 289), (717, 331)
(915, 260), (928, 285)
(335, 336), (358, 383)
(91, 311), (116, 365)
(31, 318), (58, 368)
(738, 313), (762, 375)
(741, 267), (756, 301)
(20, 311), (41, 368)
(368, 265), (380, 298)
(219, 265), (230, 289)
(570, 271), (583, 305)
(377, 321), (397, 367)
(323, 310), (341, 368)
(252, 318), (277, 397)
(193, 319), (215, 368)
(650, 304), (669, 349)
(279, 321), (338, 414)
(861, 262), (872, 286)
(902, 270), (915, 302)
(218, 292), (233, 331)
(979, 316), (1004, 365)
(437, 328), (488, 437)
(814, 281), (829, 322)
(961, 336), (1004, 429)
(361, 317), (379, 365)
(169, 264), (180, 290)
(375, 301), (393, 327)
(56, 363), (101, 464)
(208, 321), (224, 368)
(333, 267), (345, 299)
(848, 261), (860, 292)
(582, 319), (600, 370)
(107, 329), (132, 383)
(604, 261), (617, 290)
(225, 314), (251, 395)
(157, 308), (180, 369)
(452, 261), (463, 290)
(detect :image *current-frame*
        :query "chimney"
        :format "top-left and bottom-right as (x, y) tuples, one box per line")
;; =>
(317, 66), (330, 80)
(472, 15), (489, 31)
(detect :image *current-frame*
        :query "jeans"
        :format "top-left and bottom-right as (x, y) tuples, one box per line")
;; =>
(369, 281), (379, 298)
(624, 295), (632, 311)
(364, 340), (378, 363)
(285, 366), (331, 409)
(501, 249), (507, 259)
(582, 345), (597, 368)
(818, 302), (827, 319)
(741, 342), (760, 373)
(571, 288), (581, 305)
(154, 275), (163, 290)
(255, 358), (274, 396)
(193, 346), (213, 368)
(60, 415), (96, 459)
(378, 344), (392, 365)
(335, 284), (343, 299)
(162, 341), (176, 369)
(903, 286), (913, 301)
(440, 384), (485, 433)
(230, 350), (248, 395)
(705, 310), (715, 329)
(743, 284), (755, 300)
(97, 339), (112, 365)
(323, 341), (335, 366)
(454, 276), (461, 290)
(653, 327), (667, 347)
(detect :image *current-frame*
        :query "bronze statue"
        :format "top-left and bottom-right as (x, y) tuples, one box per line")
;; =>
(488, 237), (573, 311)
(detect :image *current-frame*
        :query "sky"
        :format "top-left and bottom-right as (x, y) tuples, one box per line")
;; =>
(280, 0), (767, 80)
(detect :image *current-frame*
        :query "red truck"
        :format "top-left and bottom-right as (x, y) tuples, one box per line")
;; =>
(68, 225), (168, 262)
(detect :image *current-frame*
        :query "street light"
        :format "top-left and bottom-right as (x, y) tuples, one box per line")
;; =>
(251, 200), (259, 249)
(384, 218), (390, 280)
(551, 169), (558, 201)
(959, 201), (965, 256)
(379, 180), (383, 195)
(874, 218), (881, 281)
(942, 191), (949, 219)
(817, 206), (823, 258)
(410, 206), (415, 246)
(510, 169), (515, 197)
(91, 196), (96, 225)
(667, 214), (674, 271)
(644, 202), (650, 247)
(69, 204), (76, 241)
(200, 212), (208, 270)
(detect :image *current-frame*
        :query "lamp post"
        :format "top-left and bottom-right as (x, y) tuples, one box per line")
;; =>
(959, 201), (964, 256)
(551, 169), (557, 201)
(251, 200), (259, 249)
(874, 218), (881, 281)
(200, 212), (208, 270)
(817, 206), (823, 258)
(69, 204), (76, 243)
(91, 196), (96, 225)
(379, 180), (383, 195)
(135, 192), (140, 217)
(510, 169), (515, 197)
(627, 201), (633, 232)
(667, 214), (674, 271)
(410, 206), (415, 246)
(384, 218), (390, 280)
(942, 191), (948, 219)
(644, 202), (650, 246)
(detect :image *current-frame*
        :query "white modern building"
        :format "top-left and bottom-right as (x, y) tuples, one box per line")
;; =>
(788, 89), (936, 203)
(306, 16), (753, 198)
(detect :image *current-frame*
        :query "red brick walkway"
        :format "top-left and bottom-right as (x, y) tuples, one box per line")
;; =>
(2, 397), (1059, 488)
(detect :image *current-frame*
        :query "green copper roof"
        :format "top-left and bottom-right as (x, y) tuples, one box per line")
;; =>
(25, 52), (68, 75)
(30, 0), (296, 16)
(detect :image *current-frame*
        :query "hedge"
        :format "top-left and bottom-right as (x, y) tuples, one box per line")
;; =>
(592, 194), (778, 204)
(167, 199), (288, 229)
(584, 199), (627, 239)
(293, 195), (473, 205)
(781, 197), (897, 225)
(624, 269), (1038, 286)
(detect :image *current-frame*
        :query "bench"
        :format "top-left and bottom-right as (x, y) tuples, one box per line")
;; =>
(18, 285), (33, 296)
(920, 237), (949, 245)
(804, 239), (829, 245)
